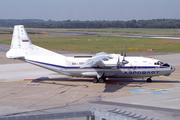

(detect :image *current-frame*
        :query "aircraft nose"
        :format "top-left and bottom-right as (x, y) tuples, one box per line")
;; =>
(171, 66), (175, 72)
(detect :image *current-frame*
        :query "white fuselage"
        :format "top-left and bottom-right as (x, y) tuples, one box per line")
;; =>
(24, 52), (175, 79)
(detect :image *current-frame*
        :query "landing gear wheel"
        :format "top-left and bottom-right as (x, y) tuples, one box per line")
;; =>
(99, 78), (105, 83)
(102, 77), (106, 81)
(147, 78), (152, 83)
(93, 78), (99, 83)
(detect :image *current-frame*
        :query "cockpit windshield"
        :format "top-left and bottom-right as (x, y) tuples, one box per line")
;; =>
(154, 61), (170, 67)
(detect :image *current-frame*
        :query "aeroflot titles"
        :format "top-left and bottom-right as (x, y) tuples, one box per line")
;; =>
(124, 71), (160, 74)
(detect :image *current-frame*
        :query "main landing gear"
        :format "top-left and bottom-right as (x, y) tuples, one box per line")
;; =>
(93, 77), (153, 83)
(93, 77), (106, 83)
(147, 77), (152, 83)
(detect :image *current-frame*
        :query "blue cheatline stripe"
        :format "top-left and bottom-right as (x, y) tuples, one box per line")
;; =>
(26, 59), (79, 69)
(119, 66), (168, 69)
(26, 59), (169, 70)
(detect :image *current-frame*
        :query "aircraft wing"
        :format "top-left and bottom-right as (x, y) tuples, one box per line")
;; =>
(80, 52), (113, 68)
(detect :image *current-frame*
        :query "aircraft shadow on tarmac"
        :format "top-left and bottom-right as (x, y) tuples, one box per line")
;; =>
(31, 77), (180, 93)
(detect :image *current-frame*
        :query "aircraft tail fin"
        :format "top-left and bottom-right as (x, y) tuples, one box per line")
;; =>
(6, 25), (66, 59)
(6, 25), (33, 58)
(11, 25), (32, 49)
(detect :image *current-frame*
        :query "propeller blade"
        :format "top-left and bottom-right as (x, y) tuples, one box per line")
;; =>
(117, 53), (128, 68)
(118, 55), (120, 62)
(122, 52), (128, 66)
(117, 55), (120, 68)
(123, 55), (125, 61)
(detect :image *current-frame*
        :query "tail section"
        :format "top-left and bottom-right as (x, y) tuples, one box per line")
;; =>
(6, 25), (33, 58)
(11, 25), (32, 49)
(6, 25), (66, 60)
(6, 25), (69, 76)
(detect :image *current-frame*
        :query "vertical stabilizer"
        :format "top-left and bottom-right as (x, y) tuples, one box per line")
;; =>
(6, 25), (33, 58)
(7, 25), (65, 59)
(11, 25), (32, 49)
(11, 25), (21, 49)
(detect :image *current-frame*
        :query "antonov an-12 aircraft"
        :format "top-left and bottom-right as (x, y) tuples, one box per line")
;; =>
(6, 25), (175, 83)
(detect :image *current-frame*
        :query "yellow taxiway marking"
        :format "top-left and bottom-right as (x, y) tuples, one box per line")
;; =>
(155, 89), (164, 92)
(1, 75), (180, 92)
(3, 80), (180, 91)
(37, 80), (106, 86)
(0, 79), (125, 86)
(9, 80), (180, 92)
(0, 79), (101, 85)
(171, 73), (180, 75)
(160, 76), (180, 81)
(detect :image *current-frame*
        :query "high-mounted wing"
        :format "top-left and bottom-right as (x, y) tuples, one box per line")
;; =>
(80, 52), (113, 68)
(94, 52), (110, 57)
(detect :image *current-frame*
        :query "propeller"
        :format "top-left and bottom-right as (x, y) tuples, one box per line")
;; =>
(122, 52), (129, 65)
(117, 52), (129, 68)
(117, 54), (121, 69)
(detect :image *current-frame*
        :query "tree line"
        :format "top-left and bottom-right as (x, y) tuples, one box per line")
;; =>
(0, 19), (180, 28)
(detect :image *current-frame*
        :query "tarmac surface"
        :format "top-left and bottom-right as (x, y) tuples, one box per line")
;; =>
(0, 44), (180, 119)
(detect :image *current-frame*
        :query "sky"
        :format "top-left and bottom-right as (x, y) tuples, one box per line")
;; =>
(1, 0), (180, 21)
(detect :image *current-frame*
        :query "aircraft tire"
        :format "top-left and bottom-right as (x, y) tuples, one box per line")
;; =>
(102, 77), (106, 81)
(93, 78), (99, 83)
(147, 78), (152, 83)
(99, 78), (105, 83)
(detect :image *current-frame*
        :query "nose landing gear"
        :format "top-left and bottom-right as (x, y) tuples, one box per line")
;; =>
(93, 77), (153, 83)
(147, 77), (152, 83)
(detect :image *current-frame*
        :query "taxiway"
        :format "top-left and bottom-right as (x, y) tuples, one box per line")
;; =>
(0, 45), (180, 119)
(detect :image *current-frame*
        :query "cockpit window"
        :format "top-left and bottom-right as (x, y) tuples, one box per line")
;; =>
(154, 61), (170, 67)
(162, 63), (170, 67)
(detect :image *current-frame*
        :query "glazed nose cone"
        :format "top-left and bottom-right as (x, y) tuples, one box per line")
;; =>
(171, 66), (175, 72)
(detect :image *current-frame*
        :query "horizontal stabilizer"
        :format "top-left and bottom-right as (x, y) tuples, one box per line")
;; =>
(6, 49), (25, 59)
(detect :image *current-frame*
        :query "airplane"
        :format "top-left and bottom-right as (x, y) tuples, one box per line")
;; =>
(6, 25), (175, 83)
